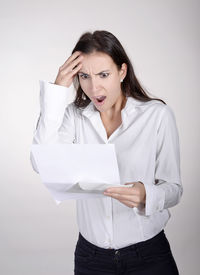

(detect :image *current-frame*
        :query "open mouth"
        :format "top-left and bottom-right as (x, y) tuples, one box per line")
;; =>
(94, 96), (107, 105)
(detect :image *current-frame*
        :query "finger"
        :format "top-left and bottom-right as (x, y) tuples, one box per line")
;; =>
(104, 192), (139, 203)
(68, 55), (84, 71)
(61, 55), (83, 75)
(104, 186), (136, 195)
(117, 198), (137, 208)
(60, 51), (82, 70)
(68, 62), (82, 77)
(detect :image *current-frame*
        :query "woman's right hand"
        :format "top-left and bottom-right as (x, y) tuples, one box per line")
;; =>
(54, 51), (84, 88)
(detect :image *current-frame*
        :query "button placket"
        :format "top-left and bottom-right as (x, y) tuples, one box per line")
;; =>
(105, 197), (113, 247)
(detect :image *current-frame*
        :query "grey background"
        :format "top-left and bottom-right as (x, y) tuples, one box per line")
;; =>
(0, 0), (199, 274)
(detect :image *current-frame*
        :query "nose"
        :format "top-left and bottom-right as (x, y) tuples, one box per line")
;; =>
(90, 77), (99, 92)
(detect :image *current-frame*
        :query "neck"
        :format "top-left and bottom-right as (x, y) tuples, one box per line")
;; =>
(100, 94), (127, 121)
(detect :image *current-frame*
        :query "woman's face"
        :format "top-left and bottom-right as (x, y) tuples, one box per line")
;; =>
(77, 51), (127, 113)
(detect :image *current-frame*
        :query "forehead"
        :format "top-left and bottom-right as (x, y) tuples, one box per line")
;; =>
(80, 52), (116, 72)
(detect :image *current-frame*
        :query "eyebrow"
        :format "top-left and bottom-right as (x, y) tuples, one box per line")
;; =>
(78, 70), (110, 75)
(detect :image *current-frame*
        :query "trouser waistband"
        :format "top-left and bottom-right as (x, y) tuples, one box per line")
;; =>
(77, 230), (165, 256)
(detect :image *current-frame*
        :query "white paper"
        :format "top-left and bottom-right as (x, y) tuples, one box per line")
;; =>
(31, 144), (122, 204)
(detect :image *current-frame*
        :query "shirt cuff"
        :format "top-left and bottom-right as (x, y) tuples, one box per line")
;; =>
(39, 80), (72, 119)
(143, 184), (165, 216)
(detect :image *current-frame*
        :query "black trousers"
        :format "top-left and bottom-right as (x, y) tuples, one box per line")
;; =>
(74, 230), (179, 275)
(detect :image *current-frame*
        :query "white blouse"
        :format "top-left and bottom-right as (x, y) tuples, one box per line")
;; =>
(30, 80), (183, 249)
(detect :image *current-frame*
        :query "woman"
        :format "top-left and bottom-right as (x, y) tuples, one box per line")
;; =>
(31, 30), (183, 274)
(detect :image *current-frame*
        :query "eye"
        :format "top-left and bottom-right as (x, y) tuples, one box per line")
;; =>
(79, 72), (109, 80)
(100, 72), (109, 78)
(79, 74), (89, 80)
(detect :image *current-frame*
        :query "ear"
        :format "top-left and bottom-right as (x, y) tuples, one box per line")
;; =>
(119, 63), (127, 80)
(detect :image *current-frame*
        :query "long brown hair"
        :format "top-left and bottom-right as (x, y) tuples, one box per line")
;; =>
(71, 30), (166, 108)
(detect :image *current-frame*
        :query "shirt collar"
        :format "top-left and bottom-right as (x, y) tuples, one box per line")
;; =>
(81, 96), (144, 119)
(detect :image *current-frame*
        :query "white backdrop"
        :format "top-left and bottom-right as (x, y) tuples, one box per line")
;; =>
(0, 0), (199, 274)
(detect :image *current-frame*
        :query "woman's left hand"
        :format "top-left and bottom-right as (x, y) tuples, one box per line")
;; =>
(103, 181), (146, 208)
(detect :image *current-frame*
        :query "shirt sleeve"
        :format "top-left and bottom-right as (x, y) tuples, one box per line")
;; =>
(143, 104), (183, 216)
(30, 80), (76, 173)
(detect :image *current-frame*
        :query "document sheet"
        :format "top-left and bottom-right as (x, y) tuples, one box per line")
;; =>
(31, 144), (123, 204)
